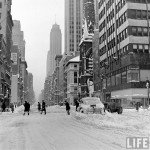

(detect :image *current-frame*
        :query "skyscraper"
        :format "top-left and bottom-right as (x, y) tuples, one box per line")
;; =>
(46, 23), (62, 77)
(65, 0), (82, 55)
(12, 20), (25, 61)
(97, 0), (150, 106)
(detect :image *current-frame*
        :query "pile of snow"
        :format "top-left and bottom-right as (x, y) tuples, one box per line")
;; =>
(14, 105), (24, 113)
(72, 108), (150, 135)
(46, 105), (66, 113)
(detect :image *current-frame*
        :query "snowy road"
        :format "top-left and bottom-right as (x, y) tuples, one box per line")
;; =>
(0, 106), (150, 150)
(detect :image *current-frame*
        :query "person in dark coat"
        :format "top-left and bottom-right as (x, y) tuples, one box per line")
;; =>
(64, 100), (70, 115)
(41, 100), (46, 115)
(23, 101), (30, 115)
(37, 102), (41, 112)
(1, 101), (6, 112)
(135, 102), (140, 112)
(10, 103), (14, 113)
(75, 99), (79, 111)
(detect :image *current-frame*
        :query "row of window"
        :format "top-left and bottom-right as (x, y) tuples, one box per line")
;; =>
(128, 0), (150, 3)
(116, 11), (127, 28)
(117, 28), (128, 44)
(103, 69), (139, 87)
(106, 0), (114, 10)
(130, 26), (149, 36)
(99, 9), (150, 34)
(116, 0), (126, 14)
(133, 44), (149, 53)
(99, 20), (105, 33)
(100, 25), (150, 47)
(99, 8), (150, 34)
(99, 0), (126, 21)
(106, 9), (114, 24)
(128, 9), (150, 20)
(99, 7), (105, 21)
(99, 44), (150, 72)
(99, 27), (128, 47)
(99, 0), (105, 9)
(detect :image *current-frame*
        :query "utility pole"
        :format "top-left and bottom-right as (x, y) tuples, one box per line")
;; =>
(146, 80), (149, 109)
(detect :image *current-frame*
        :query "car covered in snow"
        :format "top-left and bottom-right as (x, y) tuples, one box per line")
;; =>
(104, 98), (123, 114)
(77, 97), (104, 114)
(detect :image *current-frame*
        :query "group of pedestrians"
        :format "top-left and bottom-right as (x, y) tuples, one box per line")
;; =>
(37, 100), (46, 114)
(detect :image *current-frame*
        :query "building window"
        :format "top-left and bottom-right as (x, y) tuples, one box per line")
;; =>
(144, 45), (149, 53)
(136, 10), (141, 19)
(74, 72), (78, 83)
(74, 64), (77, 68)
(143, 27), (148, 36)
(138, 44), (143, 53)
(133, 44), (138, 52)
(142, 10), (147, 19)
(137, 27), (142, 36)
(127, 69), (139, 83)
(116, 73), (121, 85)
(132, 27), (137, 36)
(128, 9), (136, 19)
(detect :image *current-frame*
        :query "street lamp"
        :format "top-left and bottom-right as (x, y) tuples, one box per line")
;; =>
(146, 80), (149, 109)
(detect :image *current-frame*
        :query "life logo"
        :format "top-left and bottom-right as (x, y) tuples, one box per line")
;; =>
(126, 137), (149, 149)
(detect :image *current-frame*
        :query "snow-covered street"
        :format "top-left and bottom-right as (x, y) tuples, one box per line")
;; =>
(0, 105), (150, 150)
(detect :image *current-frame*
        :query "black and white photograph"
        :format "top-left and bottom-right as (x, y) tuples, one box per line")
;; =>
(0, 0), (150, 150)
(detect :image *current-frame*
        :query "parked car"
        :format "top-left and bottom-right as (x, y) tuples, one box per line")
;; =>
(77, 97), (104, 114)
(104, 98), (123, 114)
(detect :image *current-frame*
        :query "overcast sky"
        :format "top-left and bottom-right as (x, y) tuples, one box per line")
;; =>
(11, 0), (64, 99)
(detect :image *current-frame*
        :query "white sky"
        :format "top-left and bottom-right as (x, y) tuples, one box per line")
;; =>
(11, 0), (64, 99)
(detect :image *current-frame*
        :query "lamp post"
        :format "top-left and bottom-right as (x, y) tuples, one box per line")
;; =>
(146, 80), (149, 109)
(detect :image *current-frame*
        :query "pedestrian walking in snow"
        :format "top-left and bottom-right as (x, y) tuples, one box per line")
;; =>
(37, 102), (41, 112)
(64, 100), (70, 115)
(1, 101), (6, 112)
(135, 102), (140, 112)
(75, 99), (79, 111)
(41, 100), (46, 115)
(23, 101), (30, 115)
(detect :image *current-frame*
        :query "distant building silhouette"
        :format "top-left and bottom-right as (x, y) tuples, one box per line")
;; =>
(46, 23), (62, 77)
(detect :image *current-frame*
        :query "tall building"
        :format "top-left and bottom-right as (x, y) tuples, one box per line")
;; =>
(12, 20), (25, 61)
(46, 23), (62, 76)
(97, 0), (150, 107)
(11, 20), (27, 105)
(64, 0), (82, 55)
(94, 0), (99, 29)
(65, 56), (80, 105)
(0, 0), (13, 107)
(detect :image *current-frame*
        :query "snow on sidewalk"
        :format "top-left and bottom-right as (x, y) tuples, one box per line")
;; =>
(72, 108), (150, 136)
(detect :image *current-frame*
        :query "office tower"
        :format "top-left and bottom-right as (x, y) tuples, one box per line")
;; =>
(12, 20), (26, 61)
(47, 23), (62, 76)
(65, 0), (82, 55)
(0, 0), (13, 107)
(98, 0), (150, 106)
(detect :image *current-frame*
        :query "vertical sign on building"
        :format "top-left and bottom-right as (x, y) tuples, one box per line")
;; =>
(11, 53), (17, 65)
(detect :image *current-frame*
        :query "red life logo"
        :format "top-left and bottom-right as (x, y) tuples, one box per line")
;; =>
(126, 137), (149, 149)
